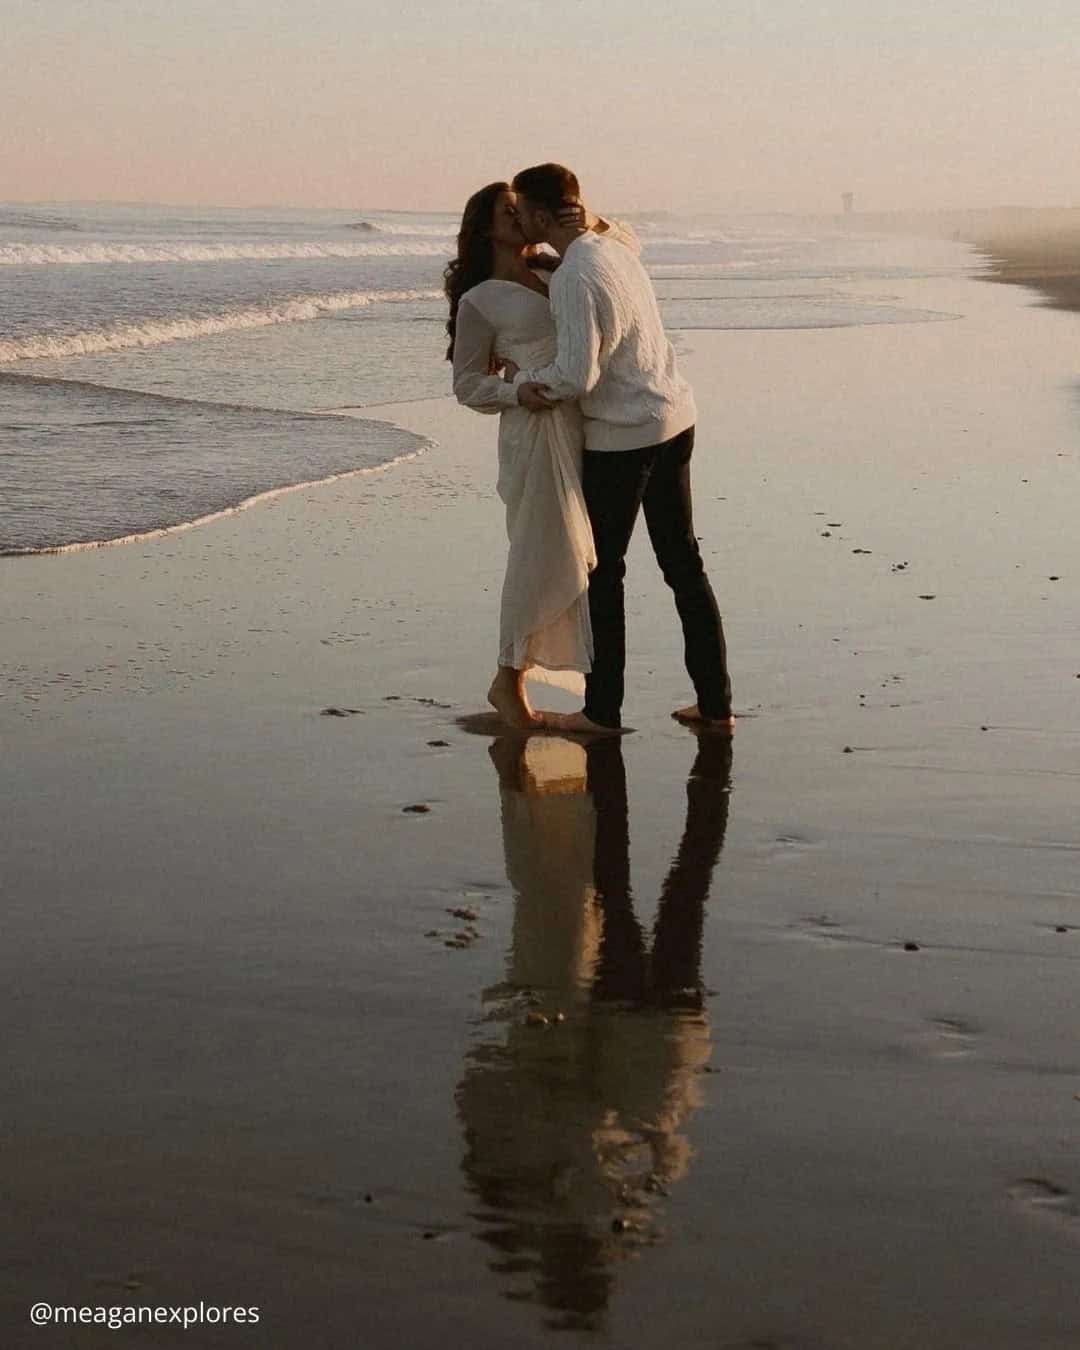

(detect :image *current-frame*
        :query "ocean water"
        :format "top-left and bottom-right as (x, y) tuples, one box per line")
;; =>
(0, 202), (976, 554)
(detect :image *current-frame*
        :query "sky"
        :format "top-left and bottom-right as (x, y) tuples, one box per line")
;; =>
(3, 0), (1080, 214)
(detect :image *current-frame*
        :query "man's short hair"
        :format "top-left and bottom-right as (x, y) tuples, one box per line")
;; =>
(512, 163), (580, 216)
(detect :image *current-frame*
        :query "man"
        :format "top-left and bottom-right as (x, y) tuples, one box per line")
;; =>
(509, 163), (733, 736)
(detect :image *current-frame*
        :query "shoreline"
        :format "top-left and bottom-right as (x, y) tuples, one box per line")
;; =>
(0, 369), (435, 557)
(0, 436), (431, 559)
(974, 236), (1080, 311)
(836, 204), (1080, 311)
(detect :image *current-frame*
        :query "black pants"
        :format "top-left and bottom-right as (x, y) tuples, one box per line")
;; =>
(581, 425), (731, 729)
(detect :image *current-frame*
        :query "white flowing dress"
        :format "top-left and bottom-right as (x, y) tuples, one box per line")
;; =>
(452, 274), (595, 693)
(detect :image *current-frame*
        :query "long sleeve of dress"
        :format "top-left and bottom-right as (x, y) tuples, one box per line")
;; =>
(452, 299), (522, 413)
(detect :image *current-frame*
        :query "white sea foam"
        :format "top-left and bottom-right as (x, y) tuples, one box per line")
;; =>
(0, 288), (442, 363)
(352, 220), (456, 237)
(0, 239), (453, 266)
(0, 437), (432, 558)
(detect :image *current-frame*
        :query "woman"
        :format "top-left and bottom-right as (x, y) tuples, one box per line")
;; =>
(445, 183), (637, 729)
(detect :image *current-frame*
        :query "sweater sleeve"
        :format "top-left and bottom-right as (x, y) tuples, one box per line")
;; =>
(451, 298), (521, 413)
(515, 266), (603, 402)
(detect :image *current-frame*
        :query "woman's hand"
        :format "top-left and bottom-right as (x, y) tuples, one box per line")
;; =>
(493, 357), (519, 383)
(526, 249), (560, 272)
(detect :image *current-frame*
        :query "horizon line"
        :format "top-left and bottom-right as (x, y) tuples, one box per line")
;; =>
(5, 196), (1080, 218)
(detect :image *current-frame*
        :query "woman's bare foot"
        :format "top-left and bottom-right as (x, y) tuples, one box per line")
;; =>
(543, 710), (631, 737)
(672, 704), (736, 732)
(487, 671), (543, 730)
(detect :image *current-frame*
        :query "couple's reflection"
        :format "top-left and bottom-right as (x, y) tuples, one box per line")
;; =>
(456, 732), (733, 1331)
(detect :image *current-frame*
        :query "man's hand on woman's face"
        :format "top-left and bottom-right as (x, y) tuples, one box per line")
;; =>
(517, 382), (556, 411)
(556, 202), (592, 232)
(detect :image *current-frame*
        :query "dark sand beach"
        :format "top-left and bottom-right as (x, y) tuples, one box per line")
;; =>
(981, 247), (1080, 299)
(3, 261), (1080, 1347)
(974, 219), (1080, 311)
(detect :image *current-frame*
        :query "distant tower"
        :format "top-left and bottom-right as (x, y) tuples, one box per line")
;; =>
(841, 192), (855, 215)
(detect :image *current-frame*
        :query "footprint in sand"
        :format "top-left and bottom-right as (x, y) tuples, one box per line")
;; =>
(800, 913), (841, 931)
(1009, 1178), (1080, 1235)
(910, 1015), (980, 1061)
(765, 833), (822, 863)
(296, 1185), (461, 1240)
(788, 913), (871, 948)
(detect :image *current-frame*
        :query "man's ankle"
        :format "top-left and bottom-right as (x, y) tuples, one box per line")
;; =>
(583, 707), (621, 731)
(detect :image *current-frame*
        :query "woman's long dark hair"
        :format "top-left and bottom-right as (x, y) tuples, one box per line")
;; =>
(444, 181), (508, 361)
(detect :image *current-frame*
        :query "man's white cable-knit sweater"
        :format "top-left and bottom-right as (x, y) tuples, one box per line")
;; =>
(514, 231), (696, 452)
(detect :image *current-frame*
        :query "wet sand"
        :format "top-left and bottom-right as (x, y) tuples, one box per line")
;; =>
(3, 263), (1080, 1348)
(980, 240), (1080, 298)
(972, 220), (1080, 312)
(844, 203), (1080, 311)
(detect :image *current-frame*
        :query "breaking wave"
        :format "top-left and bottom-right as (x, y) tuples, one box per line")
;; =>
(0, 287), (442, 362)
(0, 442), (430, 558)
(0, 239), (453, 266)
(347, 219), (456, 237)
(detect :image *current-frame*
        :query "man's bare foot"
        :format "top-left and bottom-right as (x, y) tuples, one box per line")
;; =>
(672, 704), (736, 732)
(543, 710), (631, 737)
(487, 676), (543, 730)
